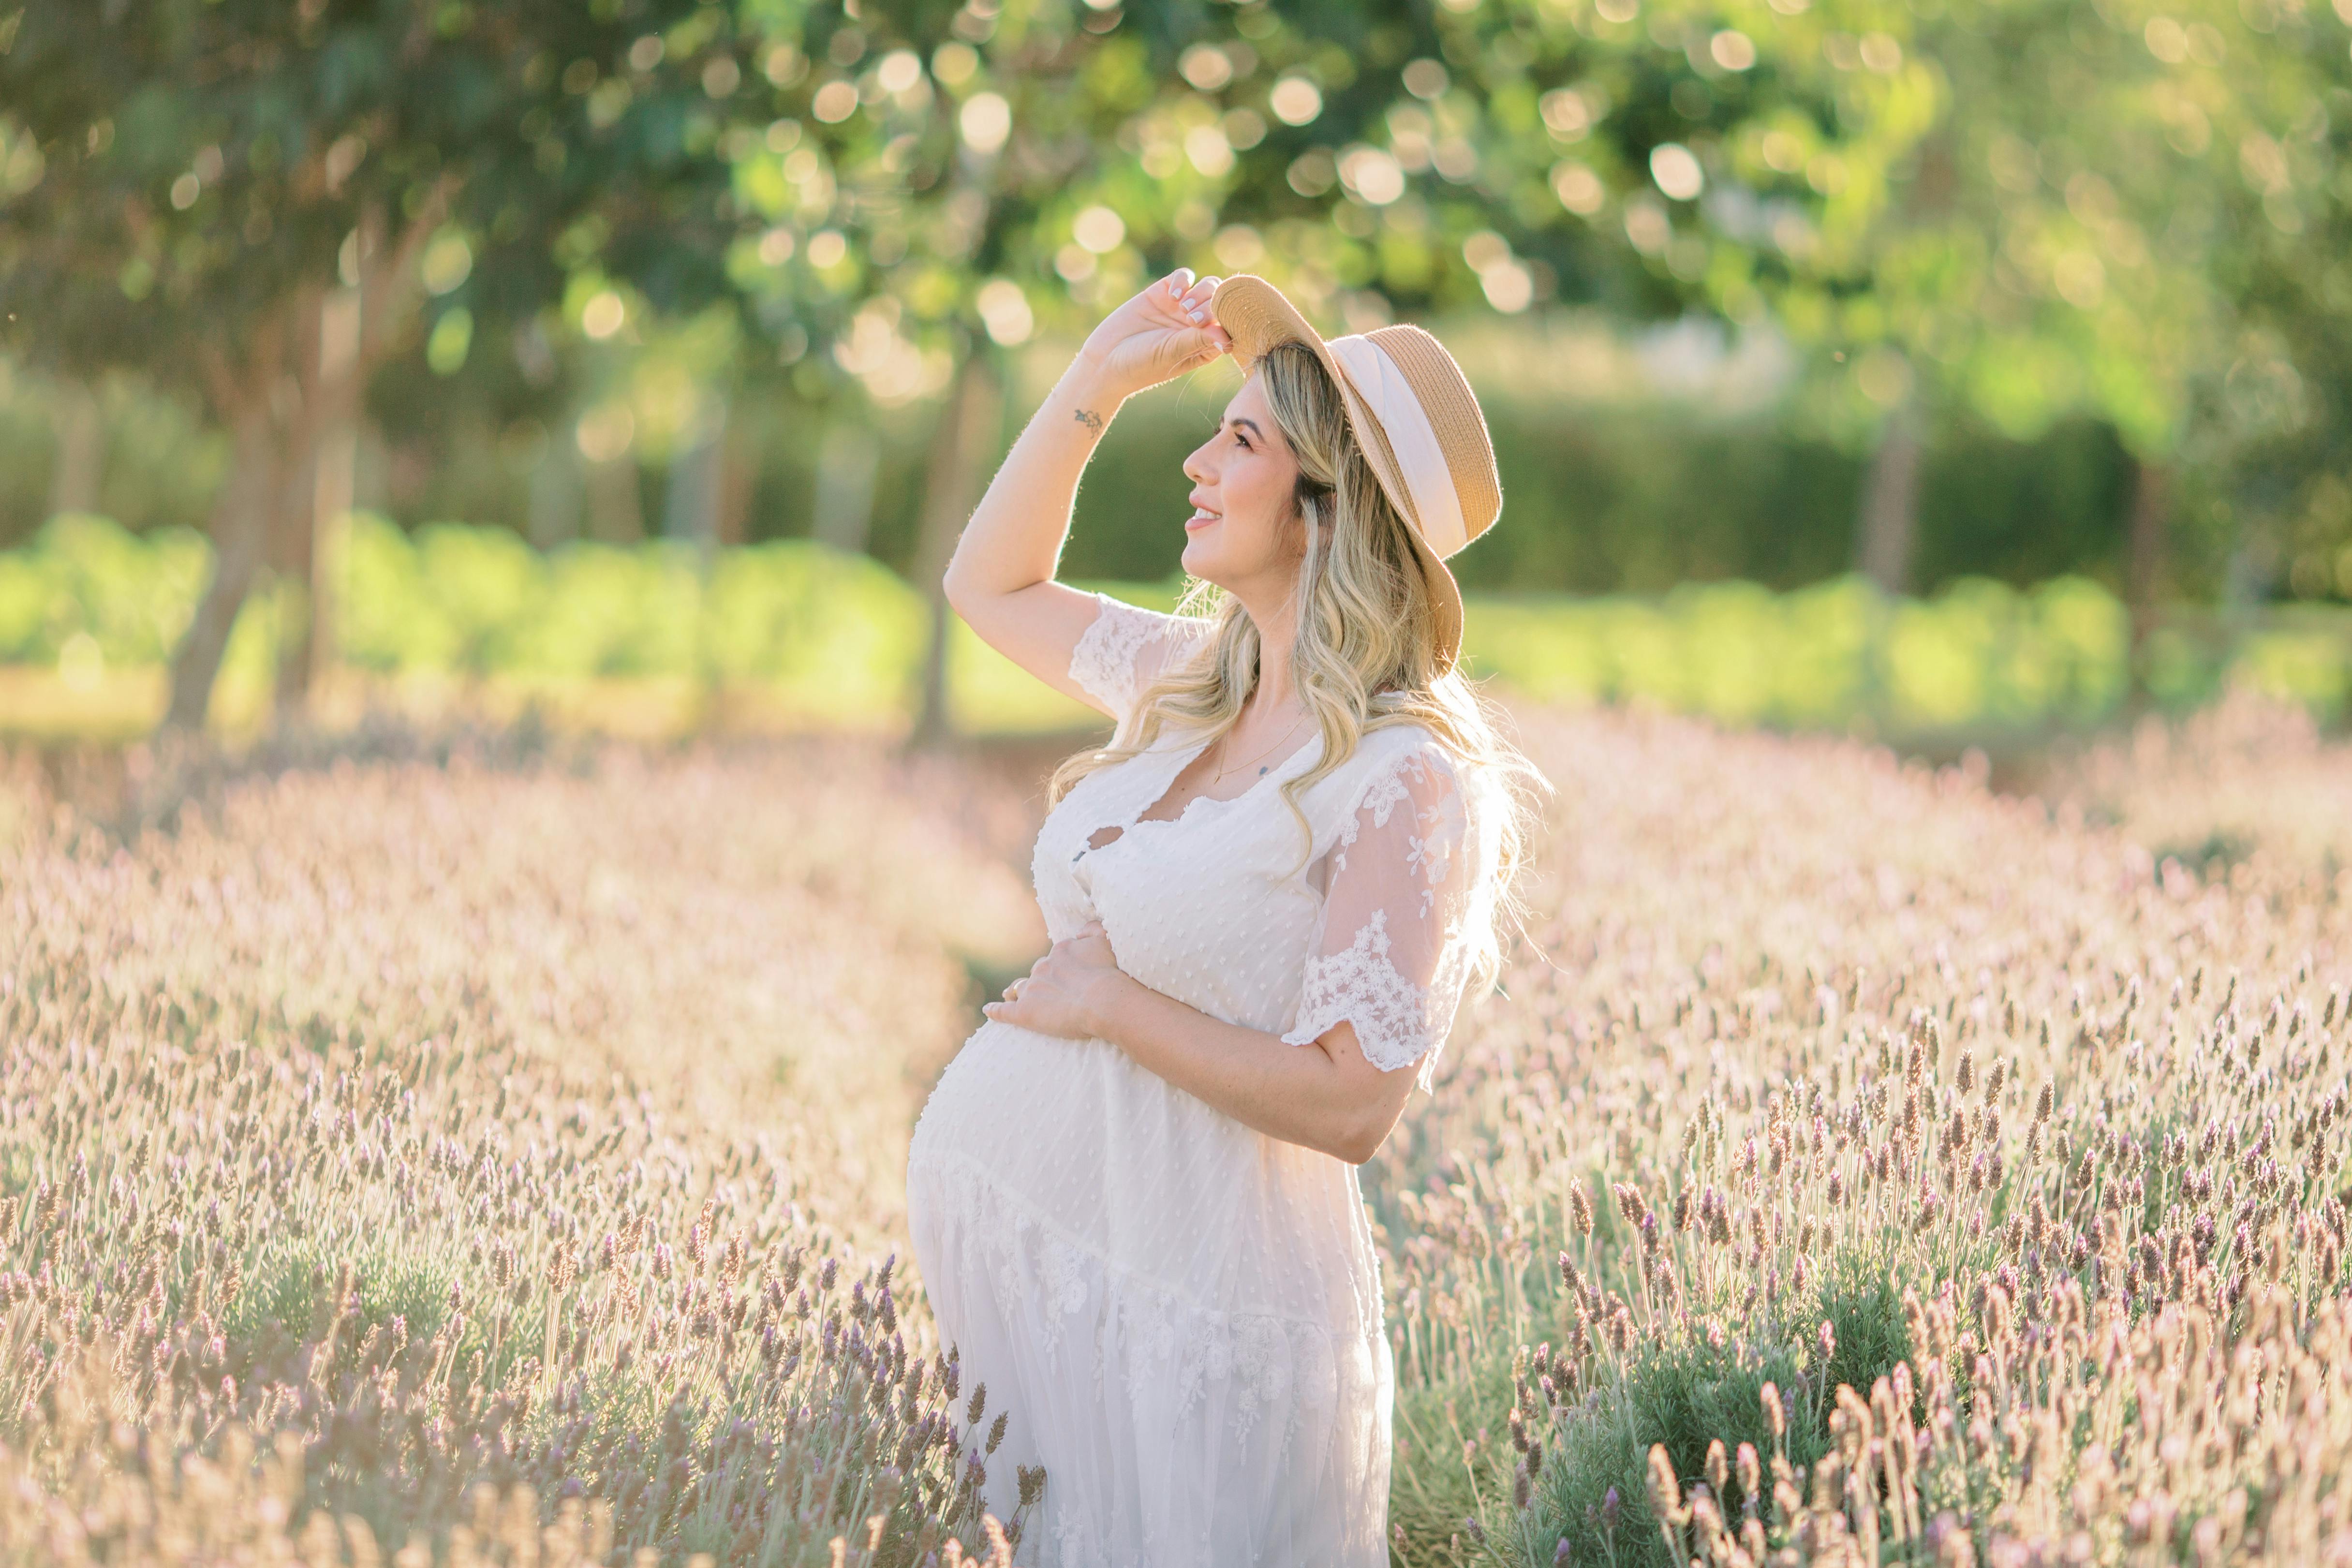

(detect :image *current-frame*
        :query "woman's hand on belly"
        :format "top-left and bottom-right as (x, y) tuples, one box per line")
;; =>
(983, 919), (1142, 1041)
(991, 922), (1416, 1166)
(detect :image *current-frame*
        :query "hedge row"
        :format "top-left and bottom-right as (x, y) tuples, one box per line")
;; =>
(5, 513), (2345, 735)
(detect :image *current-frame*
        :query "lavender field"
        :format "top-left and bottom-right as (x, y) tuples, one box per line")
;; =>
(2, 691), (2348, 1566)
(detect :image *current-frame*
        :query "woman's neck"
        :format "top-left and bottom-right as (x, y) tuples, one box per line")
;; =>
(1233, 581), (1302, 715)
(1251, 642), (1298, 714)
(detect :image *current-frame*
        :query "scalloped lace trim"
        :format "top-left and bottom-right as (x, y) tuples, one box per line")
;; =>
(1278, 910), (1437, 1074)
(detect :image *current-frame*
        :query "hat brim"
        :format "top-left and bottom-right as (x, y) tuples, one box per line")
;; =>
(1208, 274), (1467, 673)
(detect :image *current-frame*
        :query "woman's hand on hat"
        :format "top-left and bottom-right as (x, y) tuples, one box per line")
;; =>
(1074, 269), (1235, 400)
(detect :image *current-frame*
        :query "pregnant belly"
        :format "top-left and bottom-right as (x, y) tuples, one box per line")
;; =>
(909, 1019), (1378, 1325)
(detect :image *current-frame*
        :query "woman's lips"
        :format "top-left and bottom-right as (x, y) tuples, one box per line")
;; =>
(1184, 509), (1220, 532)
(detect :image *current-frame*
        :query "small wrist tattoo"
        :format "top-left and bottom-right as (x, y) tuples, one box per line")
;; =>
(1073, 407), (1104, 434)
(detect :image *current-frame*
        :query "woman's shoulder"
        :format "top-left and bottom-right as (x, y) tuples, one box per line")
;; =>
(1339, 719), (1521, 838)
(1316, 721), (1467, 814)
(1075, 590), (1218, 654)
(1343, 718), (1461, 774)
(1068, 591), (1220, 723)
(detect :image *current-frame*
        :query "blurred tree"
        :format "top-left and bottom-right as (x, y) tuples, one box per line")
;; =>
(1870, 0), (2347, 700)
(12, 0), (2331, 745)
(0, 0), (1935, 739)
(751, 0), (1672, 743)
(2144, 0), (2352, 620)
(1205, 0), (1953, 629)
(1456, 0), (1952, 599)
(1460, 0), (2341, 706)
(1837, 0), (2247, 702)
(0, 0), (757, 729)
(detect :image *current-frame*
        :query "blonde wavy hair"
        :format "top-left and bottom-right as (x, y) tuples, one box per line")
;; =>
(1047, 340), (1552, 999)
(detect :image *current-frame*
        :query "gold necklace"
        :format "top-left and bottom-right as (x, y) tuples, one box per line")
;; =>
(1210, 708), (1309, 784)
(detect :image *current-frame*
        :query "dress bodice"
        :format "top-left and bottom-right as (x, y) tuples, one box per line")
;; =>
(1026, 591), (1506, 1092)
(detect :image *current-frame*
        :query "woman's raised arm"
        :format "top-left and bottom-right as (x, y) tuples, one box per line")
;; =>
(941, 268), (1232, 712)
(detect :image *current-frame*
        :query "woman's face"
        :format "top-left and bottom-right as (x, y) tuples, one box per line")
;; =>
(1178, 369), (1308, 597)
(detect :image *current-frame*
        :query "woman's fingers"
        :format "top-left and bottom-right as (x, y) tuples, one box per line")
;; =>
(1157, 272), (1217, 318)
(984, 973), (1026, 1019)
(1180, 277), (1226, 341)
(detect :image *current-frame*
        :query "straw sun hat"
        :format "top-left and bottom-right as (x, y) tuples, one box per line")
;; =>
(1208, 273), (1502, 671)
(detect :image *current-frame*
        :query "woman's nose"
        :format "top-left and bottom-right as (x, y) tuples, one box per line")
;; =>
(1183, 431), (1226, 483)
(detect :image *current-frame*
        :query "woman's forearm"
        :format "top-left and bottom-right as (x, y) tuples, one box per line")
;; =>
(943, 355), (1132, 606)
(1088, 974), (1393, 1165)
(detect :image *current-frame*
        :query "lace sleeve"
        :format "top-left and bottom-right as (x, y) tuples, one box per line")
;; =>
(1067, 591), (1215, 733)
(1281, 739), (1492, 1093)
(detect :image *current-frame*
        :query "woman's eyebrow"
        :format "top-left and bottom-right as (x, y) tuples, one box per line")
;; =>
(1223, 415), (1265, 439)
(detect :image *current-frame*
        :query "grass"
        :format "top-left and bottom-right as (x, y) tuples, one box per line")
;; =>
(2, 687), (2350, 1565)
(0, 732), (1049, 1565)
(1363, 688), (2352, 1566)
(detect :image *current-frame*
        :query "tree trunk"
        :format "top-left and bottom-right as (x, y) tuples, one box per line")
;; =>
(529, 439), (585, 547)
(2124, 456), (2169, 715)
(165, 407), (278, 733)
(307, 420), (358, 708)
(909, 354), (1002, 750)
(663, 393), (727, 569)
(718, 425), (754, 548)
(163, 194), (442, 738)
(1852, 396), (1924, 736)
(280, 197), (440, 720)
(295, 285), (366, 719)
(812, 418), (880, 553)
(587, 457), (645, 543)
(354, 419), (388, 512)
(1856, 395), (1924, 596)
(47, 379), (104, 518)
(271, 426), (321, 722)
(268, 286), (340, 723)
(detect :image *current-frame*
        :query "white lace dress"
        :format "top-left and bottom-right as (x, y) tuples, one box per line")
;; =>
(905, 592), (1503, 1566)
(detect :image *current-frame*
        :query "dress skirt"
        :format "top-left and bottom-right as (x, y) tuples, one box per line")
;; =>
(905, 1017), (1393, 1568)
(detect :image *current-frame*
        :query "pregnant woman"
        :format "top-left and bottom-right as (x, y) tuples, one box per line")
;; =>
(905, 267), (1543, 1564)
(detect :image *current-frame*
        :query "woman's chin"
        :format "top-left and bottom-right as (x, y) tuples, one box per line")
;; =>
(1186, 560), (1250, 594)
